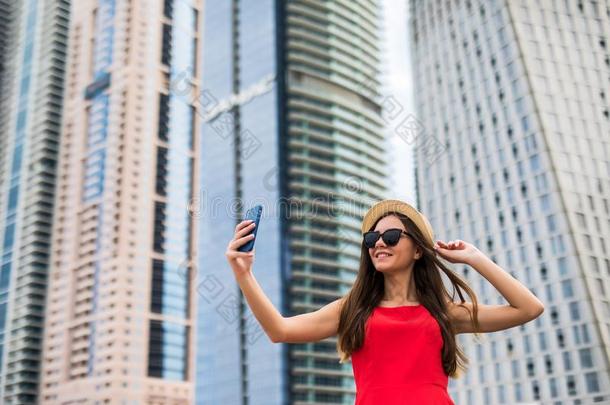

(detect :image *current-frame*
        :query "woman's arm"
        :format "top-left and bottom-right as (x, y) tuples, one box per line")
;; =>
(227, 220), (342, 343)
(465, 251), (544, 313)
(435, 239), (544, 333)
(233, 271), (286, 342)
(234, 272), (343, 343)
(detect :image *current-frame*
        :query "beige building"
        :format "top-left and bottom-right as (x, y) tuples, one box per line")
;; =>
(40, 0), (201, 403)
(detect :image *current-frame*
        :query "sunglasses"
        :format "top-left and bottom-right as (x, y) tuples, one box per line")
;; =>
(363, 228), (410, 248)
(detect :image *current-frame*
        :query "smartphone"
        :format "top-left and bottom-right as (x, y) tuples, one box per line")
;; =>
(237, 204), (262, 252)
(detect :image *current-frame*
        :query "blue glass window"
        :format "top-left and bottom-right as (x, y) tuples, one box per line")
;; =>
(148, 320), (188, 380)
(2, 224), (15, 251)
(150, 259), (188, 317)
(10, 144), (23, 177)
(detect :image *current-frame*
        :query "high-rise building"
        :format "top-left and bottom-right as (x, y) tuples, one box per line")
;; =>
(39, 0), (202, 403)
(0, 0), (70, 403)
(0, 0), (13, 94)
(411, 0), (610, 404)
(195, 1), (388, 404)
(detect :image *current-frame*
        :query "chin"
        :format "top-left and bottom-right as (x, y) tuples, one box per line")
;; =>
(374, 264), (398, 273)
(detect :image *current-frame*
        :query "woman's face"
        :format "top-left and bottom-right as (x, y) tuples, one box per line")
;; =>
(368, 215), (421, 273)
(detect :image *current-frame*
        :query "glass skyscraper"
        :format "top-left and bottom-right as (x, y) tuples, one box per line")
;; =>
(0, 1), (70, 403)
(411, 0), (609, 404)
(39, 0), (201, 403)
(196, 1), (388, 404)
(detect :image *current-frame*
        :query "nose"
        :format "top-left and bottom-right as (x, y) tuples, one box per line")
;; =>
(374, 236), (386, 248)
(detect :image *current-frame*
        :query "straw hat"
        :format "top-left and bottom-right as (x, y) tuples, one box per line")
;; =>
(361, 199), (435, 246)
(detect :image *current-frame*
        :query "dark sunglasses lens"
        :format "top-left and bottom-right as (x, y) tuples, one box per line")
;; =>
(382, 229), (402, 246)
(363, 232), (379, 248)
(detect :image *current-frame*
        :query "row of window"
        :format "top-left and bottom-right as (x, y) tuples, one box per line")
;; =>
(148, 0), (197, 385)
(453, 371), (602, 403)
(147, 320), (189, 381)
(92, 0), (115, 77)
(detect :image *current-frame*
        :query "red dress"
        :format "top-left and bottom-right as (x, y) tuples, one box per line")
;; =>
(351, 304), (456, 405)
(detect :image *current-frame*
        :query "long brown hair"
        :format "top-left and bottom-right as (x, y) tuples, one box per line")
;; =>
(336, 211), (482, 378)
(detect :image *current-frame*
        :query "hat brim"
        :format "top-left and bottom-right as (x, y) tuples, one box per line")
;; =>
(361, 199), (434, 246)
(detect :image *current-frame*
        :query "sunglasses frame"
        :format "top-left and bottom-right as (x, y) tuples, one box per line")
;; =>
(363, 228), (411, 248)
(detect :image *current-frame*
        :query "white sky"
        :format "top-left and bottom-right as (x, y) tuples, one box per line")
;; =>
(380, 0), (416, 205)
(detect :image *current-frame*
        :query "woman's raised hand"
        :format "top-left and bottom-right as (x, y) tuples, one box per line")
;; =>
(225, 220), (257, 277)
(433, 239), (481, 264)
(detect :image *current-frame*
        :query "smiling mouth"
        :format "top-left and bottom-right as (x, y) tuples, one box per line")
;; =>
(376, 253), (392, 258)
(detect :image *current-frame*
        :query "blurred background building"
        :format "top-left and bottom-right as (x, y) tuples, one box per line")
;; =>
(196, 0), (388, 404)
(38, 0), (201, 403)
(0, 1), (70, 403)
(411, 0), (610, 404)
(2, 0), (608, 404)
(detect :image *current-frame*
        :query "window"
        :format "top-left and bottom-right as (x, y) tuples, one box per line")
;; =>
(511, 359), (520, 378)
(596, 279), (605, 295)
(578, 348), (593, 368)
(540, 194), (551, 212)
(498, 385), (505, 403)
(585, 235), (593, 250)
(515, 382), (522, 401)
(567, 375), (577, 395)
(576, 212), (587, 228)
(569, 302), (580, 320)
(155, 147), (168, 196)
(527, 358), (535, 376)
(581, 324), (590, 343)
(551, 235), (566, 255)
(147, 320), (188, 381)
(545, 284), (553, 301)
(535, 173), (548, 192)
(525, 133), (538, 152)
(532, 381), (540, 400)
(549, 377), (558, 398)
(546, 214), (557, 232)
(516, 97), (525, 115)
(590, 256), (599, 272)
(10, 144), (23, 179)
(585, 372), (600, 393)
(524, 335), (531, 353)
(2, 223), (15, 251)
(529, 153), (540, 171)
(561, 280), (573, 298)
(538, 331), (548, 351)
(573, 325), (582, 344)
(556, 328), (564, 346)
(563, 351), (572, 370)
(521, 116), (530, 133)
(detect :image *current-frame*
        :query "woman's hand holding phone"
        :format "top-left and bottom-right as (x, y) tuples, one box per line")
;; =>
(225, 220), (257, 277)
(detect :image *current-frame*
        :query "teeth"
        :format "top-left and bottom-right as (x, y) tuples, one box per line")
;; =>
(377, 253), (391, 258)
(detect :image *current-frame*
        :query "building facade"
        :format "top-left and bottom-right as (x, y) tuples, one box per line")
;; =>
(196, 0), (388, 404)
(0, 0), (70, 403)
(411, 0), (610, 404)
(39, 0), (201, 403)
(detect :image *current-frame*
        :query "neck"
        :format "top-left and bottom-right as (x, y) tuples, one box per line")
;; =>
(382, 267), (418, 302)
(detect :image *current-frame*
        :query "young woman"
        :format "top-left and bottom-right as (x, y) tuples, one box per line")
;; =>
(225, 199), (545, 404)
